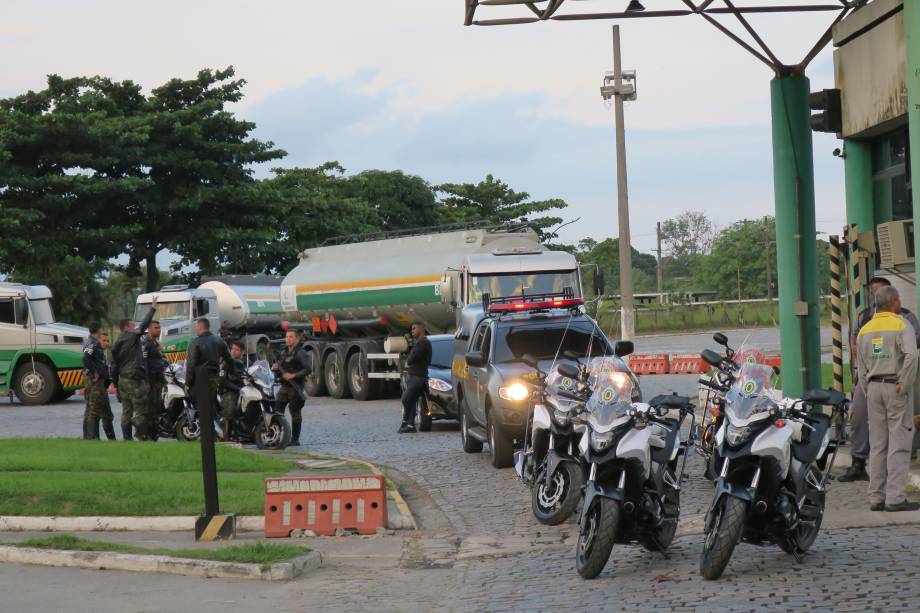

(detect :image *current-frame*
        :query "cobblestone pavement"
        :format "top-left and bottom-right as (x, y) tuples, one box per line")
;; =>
(2, 374), (919, 611)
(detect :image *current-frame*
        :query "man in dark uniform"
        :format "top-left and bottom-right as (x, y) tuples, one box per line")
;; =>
(186, 318), (233, 430)
(143, 320), (168, 438)
(218, 341), (245, 441)
(399, 322), (431, 434)
(111, 298), (158, 441)
(274, 329), (310, 446)
(82, 324), (116, 440)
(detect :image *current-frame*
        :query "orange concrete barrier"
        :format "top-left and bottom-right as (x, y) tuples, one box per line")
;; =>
(669, 353), (709, 375)
(627, 353), (670, 375)
(264, 475), (387, 537)
(765, 354), (782, 369)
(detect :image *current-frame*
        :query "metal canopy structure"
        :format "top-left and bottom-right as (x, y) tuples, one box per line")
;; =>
(461, 0), (873, 396)
(464, 1), (865, 75)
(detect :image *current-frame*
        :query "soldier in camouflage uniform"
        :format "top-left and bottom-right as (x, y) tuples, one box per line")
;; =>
(82, 324), (115, 440)
(218, 340), (245, 441)
(143, 320), (168, 438)
(111, 298), (157, 441)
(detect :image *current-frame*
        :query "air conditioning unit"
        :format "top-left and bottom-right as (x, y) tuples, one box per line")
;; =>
(877, 220), (914, 269)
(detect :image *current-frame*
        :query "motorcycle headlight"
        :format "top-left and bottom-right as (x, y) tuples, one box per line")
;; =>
(590, 430), (615, 450)
(499, 383), (530, 402)
(553, 409), (570, 426)
(726, 424), (753, 446)
(428, 378), (452, 393)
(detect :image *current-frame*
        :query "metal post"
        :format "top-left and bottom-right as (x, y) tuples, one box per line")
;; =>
(656, 221), (663, 304)
(764, 216), (773, 301)
(906, 0), (920, 311)
(828, 235), (844, 393)
(843, 141), (874, 320)
(770, 74), (821, 397)
(194, 367), (235, 541)
(612, 25), (635, 340)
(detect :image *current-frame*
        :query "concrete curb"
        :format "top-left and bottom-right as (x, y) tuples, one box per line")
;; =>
(0, 546), (322, 581)
(0, 516), (263, 533)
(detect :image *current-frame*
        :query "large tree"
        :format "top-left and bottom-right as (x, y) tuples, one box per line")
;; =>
(576, 237), (658, 296)
(435, 174), (566, 239)
(342, 169), (438, 231)
(659, 210), (715, 279)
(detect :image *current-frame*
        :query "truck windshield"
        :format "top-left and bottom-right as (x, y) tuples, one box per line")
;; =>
(29, 299), (55, 325)
(493, 323), (610, 364)
(136, 301), (190, 322)
(470, 270), (579, 302)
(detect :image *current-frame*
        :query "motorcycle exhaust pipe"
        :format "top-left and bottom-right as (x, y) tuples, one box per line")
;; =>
(755, 500), (768, 513)
(623, 501), (635, 514)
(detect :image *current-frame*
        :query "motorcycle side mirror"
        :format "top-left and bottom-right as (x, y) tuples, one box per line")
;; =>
(520, 353), (539, 369)
(557, 363), (581, 380)
(713, 333), (728, 347)
(701, 349), (723, 368)
(614, 340), (634, 357)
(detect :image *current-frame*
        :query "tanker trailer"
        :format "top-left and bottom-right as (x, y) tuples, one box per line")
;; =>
(280, 226), (583, 401)
(135, 275), (284, 363)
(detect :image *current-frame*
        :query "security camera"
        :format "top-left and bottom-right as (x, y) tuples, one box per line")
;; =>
(832, 148), (845, 159)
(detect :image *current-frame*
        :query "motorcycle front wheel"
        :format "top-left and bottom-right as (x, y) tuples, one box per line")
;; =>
(576, 497), (619, 579)
(175, 414), (201, 442)
(254, 415), (292, 450)
(532, 462), (584, 526)
(699, 496), (746, 580)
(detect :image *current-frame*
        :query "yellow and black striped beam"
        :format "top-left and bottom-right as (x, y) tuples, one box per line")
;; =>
(57, 369), (85, 389)
(828, 235), (844, 393)
(195, 513), (236, 542)
(165, 352), (188, 364)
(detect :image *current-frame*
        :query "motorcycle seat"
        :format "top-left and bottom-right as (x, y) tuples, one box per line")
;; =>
(791, 413), (830, 464)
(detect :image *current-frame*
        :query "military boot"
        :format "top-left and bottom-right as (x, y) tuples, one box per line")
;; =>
(122, 423), (134, 441)
(102, 419), (117, 441)
(290, 419), (302, 446)
(83, 415), (100, 440)
(838, 457), (869, 482)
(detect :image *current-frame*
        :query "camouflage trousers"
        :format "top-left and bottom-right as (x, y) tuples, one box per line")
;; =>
(149, 380), (165, 421)
(220, 390), (240, 422)
(84, 376), (114, 420)
(119, 375), (154, 440)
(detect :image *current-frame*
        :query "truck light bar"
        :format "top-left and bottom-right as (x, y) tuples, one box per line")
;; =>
(488, 297), (584, 313)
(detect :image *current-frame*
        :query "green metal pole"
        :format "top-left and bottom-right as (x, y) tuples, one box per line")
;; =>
(906, 0), (920, 310)
(770, 75), (822, 397)
(843, 139), (873, 322)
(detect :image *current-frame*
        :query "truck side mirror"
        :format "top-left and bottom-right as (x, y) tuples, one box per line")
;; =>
(593, 268), (605, 296)
(465, 352), (486, 368)
(614, 340), (634, 357)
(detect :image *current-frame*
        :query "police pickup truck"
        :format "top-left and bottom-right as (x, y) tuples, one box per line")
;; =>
(451, 293), (638, 468)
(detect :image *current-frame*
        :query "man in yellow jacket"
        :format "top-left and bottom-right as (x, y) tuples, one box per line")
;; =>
(856, 285), (919, 512)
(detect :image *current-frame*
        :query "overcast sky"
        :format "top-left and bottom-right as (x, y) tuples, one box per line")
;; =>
(2, 0), (848, 256)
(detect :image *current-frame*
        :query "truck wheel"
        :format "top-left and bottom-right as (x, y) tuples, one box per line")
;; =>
(488, 410), (514, 469)
(12, 362), (58, 405)
(304, 351), (326, 397)
(347, 353), (375, 401)
(324, 352), (350, 399)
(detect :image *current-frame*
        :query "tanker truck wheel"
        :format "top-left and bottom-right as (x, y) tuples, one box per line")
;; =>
(324, 352), (350, 399)
(304, 351), (326, 397)
(347, 353), (377, 401)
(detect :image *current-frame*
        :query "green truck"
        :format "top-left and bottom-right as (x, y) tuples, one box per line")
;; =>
(0, 283), (89, 404)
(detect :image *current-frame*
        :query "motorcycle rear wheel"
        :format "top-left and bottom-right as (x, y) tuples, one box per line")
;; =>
(532, 462), (584, 526)
(255, 415), (292, 450)
(699, 496), (746, 580)
(175, 414), (200, 442)
(576, 497), (619, 579)
(780, 466), (825, 554)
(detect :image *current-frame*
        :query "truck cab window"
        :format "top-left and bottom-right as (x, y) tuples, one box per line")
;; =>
(0, 299), (14, 325)
(195, 299), (210, 317)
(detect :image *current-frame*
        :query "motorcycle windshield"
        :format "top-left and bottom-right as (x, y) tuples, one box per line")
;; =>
(585, 357), (633, 431)
(172, 361), (187, 385)
(724, 362), (776, 421)
(248, 360), (274, 388)
(543, 367), (584, 413)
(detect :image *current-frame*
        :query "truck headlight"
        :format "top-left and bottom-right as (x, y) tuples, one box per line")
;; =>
(499, 383), (530, 402)
(428, 378), (452, 393)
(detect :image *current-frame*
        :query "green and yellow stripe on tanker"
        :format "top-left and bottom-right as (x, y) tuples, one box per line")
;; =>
(244, 293), (283, 315)
(294, 275), (441, 311)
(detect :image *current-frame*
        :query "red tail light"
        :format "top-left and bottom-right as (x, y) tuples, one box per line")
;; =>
(489, 298), (584, 313)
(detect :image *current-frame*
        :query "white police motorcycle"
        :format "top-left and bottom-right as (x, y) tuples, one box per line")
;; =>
(230, 360), (291, 450)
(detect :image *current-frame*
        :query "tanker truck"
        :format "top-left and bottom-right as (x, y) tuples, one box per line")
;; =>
(134, 275), (284, 363)
(279, 226), (587, 400)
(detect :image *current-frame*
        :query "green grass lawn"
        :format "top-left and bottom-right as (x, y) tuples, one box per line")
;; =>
(0, 440), (291, 516)
(9, 534), (308, 564)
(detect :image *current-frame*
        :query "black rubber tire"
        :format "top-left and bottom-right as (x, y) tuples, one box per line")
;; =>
(416, 396), (433, 432)
(254, 415), (292, 450)
(700, 496), (747, 580)
(324, 352), (349, 399)
(175, 414), (201, 442)
(488, 410), (514, 469)
(576, 497), (620, 579)
(639, 473), (680, 552)
(346, 352), (375, 401)
(304, 351), (326, 397)
(460, 396), (483, 453)
(531, 461), (584, 526)
(12, 362), (58, 406)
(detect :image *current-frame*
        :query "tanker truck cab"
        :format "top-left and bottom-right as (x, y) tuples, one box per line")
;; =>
(453, 295), (639, 469)
(0, 283), (89, 405)
(136, 286), (220, 363)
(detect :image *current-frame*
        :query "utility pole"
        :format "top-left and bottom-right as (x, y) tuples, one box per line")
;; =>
(656, 221), (663, 304)
(764, 215), (773, 301)
(600, 25), (636, 340)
